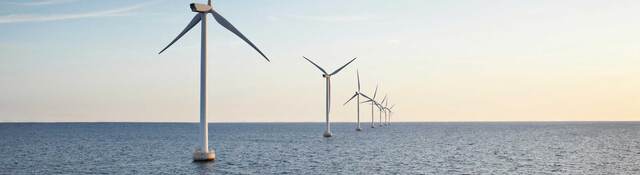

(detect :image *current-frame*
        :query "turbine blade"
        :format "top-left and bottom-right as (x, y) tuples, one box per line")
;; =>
(385, 97), (389, 106)
(159, 14), (202, 54)
(357, 70), (360, 92)
(373, 85), (378, 99)
(390, 104), (395, 109)
(210, 10), (270, 62)
(330, 57), (357, 76)
(343, 93), (358, 106)
(380, 95), (387, 104)
(359, 93), (373, 101)
(302, 56), (327, 74)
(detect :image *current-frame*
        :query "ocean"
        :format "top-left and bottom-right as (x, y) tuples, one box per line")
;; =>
(1, 122), (639, 174)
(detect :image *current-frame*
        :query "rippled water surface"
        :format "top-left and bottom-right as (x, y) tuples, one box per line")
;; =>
(1, 122), (640, 174)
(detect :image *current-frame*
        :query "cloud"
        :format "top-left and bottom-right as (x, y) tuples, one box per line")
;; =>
(0, 1), (151, 24)
(268, 14), (374, 22)
(6, 0), (78, 6)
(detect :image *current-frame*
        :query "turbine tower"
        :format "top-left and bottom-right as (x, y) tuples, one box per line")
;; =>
(343, 70), (363, 131)
(368, 86), (378, 128)
(303, 56), (357, 137)
(158, 0), (269, 161)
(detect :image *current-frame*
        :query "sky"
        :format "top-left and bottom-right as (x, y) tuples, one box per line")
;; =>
(0, 0), (639, 122)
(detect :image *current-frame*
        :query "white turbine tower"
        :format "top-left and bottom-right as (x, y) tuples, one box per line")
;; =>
(158, 0), (270, 161)
(365, 86), (378, 128)
(303, 56), (357, 137)
(343, 70), (364, 131)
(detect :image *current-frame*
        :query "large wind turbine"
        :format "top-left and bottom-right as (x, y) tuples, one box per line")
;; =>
(303, 56), (357, 137)
(158, 0), (269, 161)
(343, 70), (363, 131)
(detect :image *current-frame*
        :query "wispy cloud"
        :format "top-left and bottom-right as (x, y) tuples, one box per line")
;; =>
(0, 1), (152, 24)
(268, 14), (375, 23)
(6, 0), (78, 6)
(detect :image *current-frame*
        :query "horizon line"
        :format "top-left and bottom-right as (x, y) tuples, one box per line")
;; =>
(2, 120), (640, 124)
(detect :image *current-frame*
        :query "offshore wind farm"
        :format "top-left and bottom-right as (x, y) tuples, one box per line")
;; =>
(2, 0), (640, 174)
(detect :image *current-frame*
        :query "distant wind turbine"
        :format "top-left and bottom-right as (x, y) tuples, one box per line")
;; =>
(158, 0), (269, 161)
(387, 104), (395, 125)
(383, 97), (390, 126)
(378, 95), (387, 127)
(303, 56), (357, 137)
(343, 70), (364, 131)
(363, 98), (384, 127)
(364, 85), (379, 128)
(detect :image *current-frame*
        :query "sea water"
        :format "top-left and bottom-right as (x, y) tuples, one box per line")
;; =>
(1, 122), (639, 174)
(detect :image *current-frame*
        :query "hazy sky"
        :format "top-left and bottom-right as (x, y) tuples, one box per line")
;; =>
(1, 0), (639, 122)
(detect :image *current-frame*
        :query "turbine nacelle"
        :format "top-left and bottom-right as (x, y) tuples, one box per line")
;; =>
(322, 74), (330, 78)
(190, 3), (212, 13)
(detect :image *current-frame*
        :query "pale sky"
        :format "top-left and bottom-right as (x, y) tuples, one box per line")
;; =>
(1, 0), (639, 122)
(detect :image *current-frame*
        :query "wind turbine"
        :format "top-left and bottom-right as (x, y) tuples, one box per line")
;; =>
(378, 95), (387, 127)
(363, 98), (384, 127)
(343, 70), (363, 131)
(380, 96), (390, 126)
(367, 86), (378, 128)
(387, 104), (395, 125)
(383, 96), (389, 126)
(359, 85), (378, 128)
(303, 56), (357, 137)
(158, 0), (270, 161)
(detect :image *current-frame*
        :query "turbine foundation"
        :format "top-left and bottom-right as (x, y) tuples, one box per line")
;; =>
(323, 131), (333, 137)
(193, 148), (216, 161)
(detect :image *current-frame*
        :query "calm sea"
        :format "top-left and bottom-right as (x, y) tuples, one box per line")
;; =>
(1, 122), (639, 174)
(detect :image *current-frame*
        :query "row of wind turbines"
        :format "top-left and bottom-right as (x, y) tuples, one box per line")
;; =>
(302, 57), (396, 137)
(157, 0), (396, 161)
